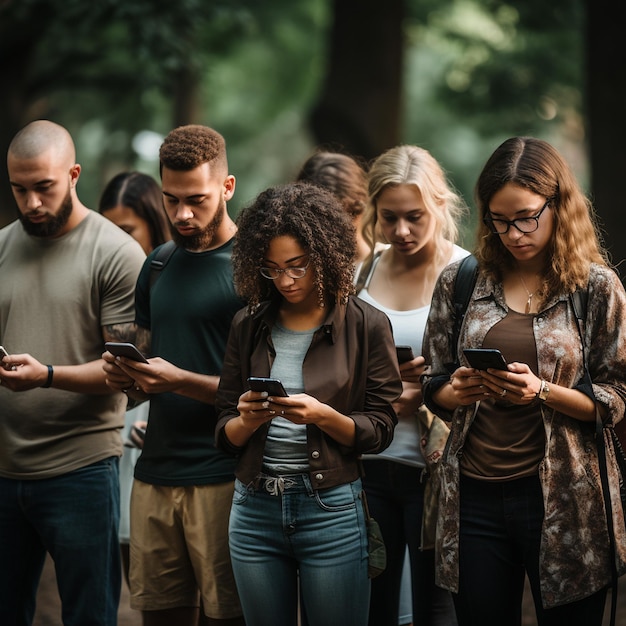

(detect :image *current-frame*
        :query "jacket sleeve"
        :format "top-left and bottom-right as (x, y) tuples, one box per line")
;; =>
(585, 266), (626, 425)
(214, 307), (249, 454)
(349, 305), (402, 454)
(422, 263), (460, 420)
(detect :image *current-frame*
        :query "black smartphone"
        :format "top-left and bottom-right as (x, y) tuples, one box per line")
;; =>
(463, 348), (508, 371)
(247, 376), (289, 397)
(104, 342), (149, 363)
(395, 345), (415, 364)
(132, 424), (146, 440)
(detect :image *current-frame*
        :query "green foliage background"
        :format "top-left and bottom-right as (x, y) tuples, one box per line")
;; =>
(1, 0), (585, 250)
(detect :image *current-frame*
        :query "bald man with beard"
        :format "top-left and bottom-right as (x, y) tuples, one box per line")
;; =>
(0, 120), (146, 625)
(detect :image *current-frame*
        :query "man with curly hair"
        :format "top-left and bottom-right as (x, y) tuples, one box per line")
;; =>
(103, 125), (245, 626)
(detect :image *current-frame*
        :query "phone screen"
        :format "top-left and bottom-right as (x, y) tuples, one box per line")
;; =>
(247, 377), (289, 397)
(462, 348), (508, 371)
(104, 342), (149, 363)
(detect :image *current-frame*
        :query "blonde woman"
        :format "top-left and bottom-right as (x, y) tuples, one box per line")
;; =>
(357, 144), (467, 626)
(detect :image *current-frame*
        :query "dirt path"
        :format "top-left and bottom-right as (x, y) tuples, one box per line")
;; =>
(33, 552), (625, 625)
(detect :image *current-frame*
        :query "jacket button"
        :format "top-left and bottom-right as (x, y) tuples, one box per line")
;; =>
(315, 473), (324, 481)
(311, 450), (320, 459)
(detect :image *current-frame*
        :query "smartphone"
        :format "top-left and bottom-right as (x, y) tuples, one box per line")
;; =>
(395, 345), (415, 364)
(0, 346), (16, 371)
(132, 424), (146, 440)
(124, 424), (146, 448)
(247, 376), (289, 397)
(104, 342), (149, 363)
(463, 348), (508, 371)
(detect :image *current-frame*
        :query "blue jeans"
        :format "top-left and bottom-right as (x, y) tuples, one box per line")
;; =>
(456, 474), (607, 626)
(0, 457), (121, 626)
(362, 459), (457, 626)
(229, 474), (369, 626)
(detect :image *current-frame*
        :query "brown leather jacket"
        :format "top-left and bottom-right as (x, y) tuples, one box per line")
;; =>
(215, 297), (401, 490)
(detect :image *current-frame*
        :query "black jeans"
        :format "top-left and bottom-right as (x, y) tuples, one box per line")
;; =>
(362, 459), (457, 626)
(455, 474), (607, 626)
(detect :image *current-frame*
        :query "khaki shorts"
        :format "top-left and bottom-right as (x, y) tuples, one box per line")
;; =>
(129, 480), (242, 619)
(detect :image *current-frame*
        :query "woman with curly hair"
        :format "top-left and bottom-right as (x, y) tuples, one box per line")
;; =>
(422, 136), (626, 625)
(215, 181), (402, 626)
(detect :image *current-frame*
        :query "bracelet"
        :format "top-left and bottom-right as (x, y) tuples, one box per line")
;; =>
(42, 364), (54, 388)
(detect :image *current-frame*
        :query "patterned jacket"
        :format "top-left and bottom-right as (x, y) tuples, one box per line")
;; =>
(422, 261), (626, 608)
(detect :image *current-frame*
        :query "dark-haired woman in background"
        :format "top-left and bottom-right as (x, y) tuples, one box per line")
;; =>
(99, 171), (171, 587)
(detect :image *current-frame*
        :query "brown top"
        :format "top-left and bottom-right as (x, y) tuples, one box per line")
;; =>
(461, 309), (544, 480)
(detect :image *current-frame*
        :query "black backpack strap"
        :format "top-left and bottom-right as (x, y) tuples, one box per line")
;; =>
(149, 241), (177, 290)
(444, 254), (478, 373)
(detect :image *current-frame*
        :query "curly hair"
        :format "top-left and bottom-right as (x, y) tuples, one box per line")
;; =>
(296, 151), (368, 217)
(475, 137), (608, 301)
(99, 171), (170, 250)
(159, 125), (228, 174)
(362, 144), (467, 267)
(233, 182), (357, 311)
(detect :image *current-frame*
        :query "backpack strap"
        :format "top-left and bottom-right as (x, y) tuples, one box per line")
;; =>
(149, 240), (177, 291)
(354, 248), (384, 294)
(445, 254), (478, 372)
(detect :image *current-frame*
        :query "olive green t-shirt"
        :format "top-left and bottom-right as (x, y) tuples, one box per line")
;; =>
(0, 212), (146, 479)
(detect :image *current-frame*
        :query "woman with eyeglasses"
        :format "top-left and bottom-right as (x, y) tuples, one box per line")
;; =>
(215, 181), (402, 626)
(422, 136), (626, 625)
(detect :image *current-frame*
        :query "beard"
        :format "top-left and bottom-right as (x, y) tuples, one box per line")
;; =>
(170, 198), (225, 251)
(18, 191), (73, 238)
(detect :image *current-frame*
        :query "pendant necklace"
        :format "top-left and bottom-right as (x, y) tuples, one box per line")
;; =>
(519, 274), (537, 314)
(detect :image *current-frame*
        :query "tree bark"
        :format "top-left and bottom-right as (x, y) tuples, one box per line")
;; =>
(586, 0), (626, 280)
(309, 0), (405, 161)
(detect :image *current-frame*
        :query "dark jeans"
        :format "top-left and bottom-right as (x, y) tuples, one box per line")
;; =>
(362, 459), (457, 626)
(0, 457), (121, 626)
(456, 474), (607, 626)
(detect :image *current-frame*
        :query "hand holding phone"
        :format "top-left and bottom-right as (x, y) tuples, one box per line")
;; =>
(247, 377), (289, 397)
(104, 342), (149, 364)
(463, 348), (508, 371)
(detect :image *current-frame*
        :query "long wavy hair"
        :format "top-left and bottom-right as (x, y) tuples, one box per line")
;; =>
(362, 144), (467, 268)
(233, 182), (357, 311)
(475, 137), (608, 301)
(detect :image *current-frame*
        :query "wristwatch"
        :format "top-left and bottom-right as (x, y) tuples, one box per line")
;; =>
(537, 379), (550, 402)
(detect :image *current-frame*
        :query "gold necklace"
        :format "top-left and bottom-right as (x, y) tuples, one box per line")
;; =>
(519, 274), (537, 314)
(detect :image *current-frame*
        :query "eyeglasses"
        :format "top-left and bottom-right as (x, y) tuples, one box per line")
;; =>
(483, 199), (552, 235)
(259, 259), (310, 280)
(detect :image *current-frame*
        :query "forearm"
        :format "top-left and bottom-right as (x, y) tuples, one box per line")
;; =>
(48, 360), (116, 394)
(541, 382), (599, 422)
(317, 408), (356, 447)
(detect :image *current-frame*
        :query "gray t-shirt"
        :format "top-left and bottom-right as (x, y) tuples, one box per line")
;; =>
(0, 212), (146, 478)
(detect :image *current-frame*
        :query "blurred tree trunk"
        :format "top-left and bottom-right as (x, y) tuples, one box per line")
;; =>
(309, 0), (405, 161)
(586, 0), (626, 279)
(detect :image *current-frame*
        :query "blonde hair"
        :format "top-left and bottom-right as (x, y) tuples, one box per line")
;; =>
(475, 137), (608, 301)
(363, 144), (467, 269)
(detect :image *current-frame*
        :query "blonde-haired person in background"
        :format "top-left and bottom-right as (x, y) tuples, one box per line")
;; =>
(357, 144), (467, 626)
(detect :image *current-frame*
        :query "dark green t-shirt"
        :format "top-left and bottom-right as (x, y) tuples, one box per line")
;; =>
(134, 239), (245, 485)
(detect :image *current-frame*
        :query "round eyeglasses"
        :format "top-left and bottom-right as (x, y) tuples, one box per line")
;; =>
(259, 260), (310, 280)
(483, 199), (552, 235)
